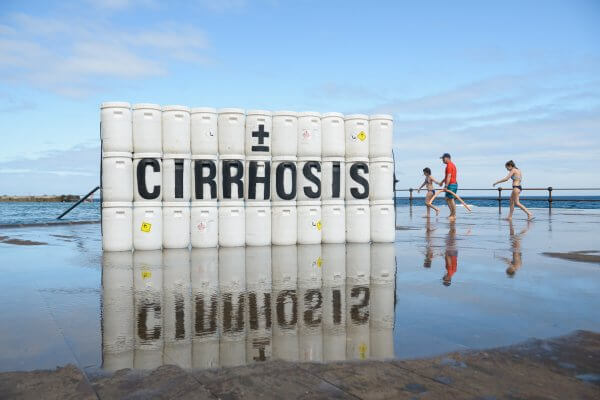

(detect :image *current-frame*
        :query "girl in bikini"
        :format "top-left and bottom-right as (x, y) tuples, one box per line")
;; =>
(418, 168), (440, 217)
(493, 160), (534, 220)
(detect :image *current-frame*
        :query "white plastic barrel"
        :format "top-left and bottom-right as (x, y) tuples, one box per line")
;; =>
(133, 201), (162, 250)
(162, 202), (190, 249)
(271, 201), (297, 245)
(132, 103), (162, 153)
(190, 201), (218, 248)
(370, 200), (395, 243)
(101, 102), (132, 152)
(344, 114), (369, 158)
(321, 156), (345, 200)
(297, 243), (322, 287)
(246, 246), (272, 289)
(272, 111), (298, 157)
(321, 199), (345, 243)
(321, 243), (346, 285)
(271, 245), (298, 287)
(297, 111), (321, 157)
(346, 200), (370, 243)
(346, 243), (371, 284)
(370, 157), (394, 201)
(218, 155), (245, 201)
(162, 105), (191, 154)
(297, 200), (321, 245)
(245, 201), (271, 246)
(133, 153), (162, 202)
(371, 243), (396, 284)
(345, 157), (369, 200)
(321, 112), (344, 157)
(217, 108), (245, 155)
(245, 156), (271, 201)
(218, 201), (245, 247)
(297, 157), (321, 201)
(162, 154), (191, 202)
(323, 283), (346, 362)
(271, 156), (297, 201)
(102, 202), (133, 251)
(102, 152), (133, 202)
(191, 107), (217, 155)
(369, 114), (393, 158)
(245, 110), (272, 156)
(191, 155), (218, 202)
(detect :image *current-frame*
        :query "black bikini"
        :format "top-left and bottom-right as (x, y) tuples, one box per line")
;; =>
(513, 185), (522, 192)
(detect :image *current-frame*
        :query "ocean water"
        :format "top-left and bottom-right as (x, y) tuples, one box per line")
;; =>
(0, 196), (598, 225)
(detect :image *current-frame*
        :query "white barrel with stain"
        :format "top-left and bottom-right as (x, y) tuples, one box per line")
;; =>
(346, 243), (371, 284)
(271, 201), (297, 245)
(346, 200), (370, 243)
(162, 154), (191, 202)
(321, 199), (345, 243)
(371, 243), (395, 284)
(321, 243), (346, 285)
(297, 200), (321, 245)
(245, 156), (271, 201)
(344, 114), (369, 158)
(370, 200), (395, 243)
(272, 111), (298, 157)
(345, 157), (369, 200)
(346, 282), (370, 360)
(369, 114), (393, 158)
(323, 284), (346, 362)
(162, 105), (191, 154)
(191, 107), (217, 155)
(246, 201), (271, 246)
(297, 244), (322, 287)
(132, 103), (162, 153)
(321, 112), (344, 157)
(102, 202), (133, 251)
(133, 153), (162, 202)
(321, 157), (345, 200)
(102, 152), (133, 202)
(133, 201), (162, 250)
(218, 108), (245, 155)
(218, 155), (245, 201)
(218, 200), (245, 247)
(271, 156), (297, 201)
(297, 111), (321, 157)
(297, 157), (321, 201)
(101, 102), (132, 152)
(245, 110), (272, 156)
(370, 157), (394, 201)
(190, 201), (218, 248)
(191, 155), (218, 202)
(162, 202), (190, 249)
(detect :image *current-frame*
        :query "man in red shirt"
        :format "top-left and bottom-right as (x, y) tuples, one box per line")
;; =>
(440, 153), (459, 221)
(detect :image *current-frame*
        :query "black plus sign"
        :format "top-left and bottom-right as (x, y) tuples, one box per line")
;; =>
(252, 124), (269, 152)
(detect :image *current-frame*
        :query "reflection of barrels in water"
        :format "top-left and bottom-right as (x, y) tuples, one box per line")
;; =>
(346, 284), (371, 361)
(322, 284), (346, 362)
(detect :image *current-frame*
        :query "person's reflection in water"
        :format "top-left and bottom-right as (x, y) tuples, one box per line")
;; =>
(423, 217), (435, 268)
(443, 221), (457, 286)
(499, 220), (531, 277)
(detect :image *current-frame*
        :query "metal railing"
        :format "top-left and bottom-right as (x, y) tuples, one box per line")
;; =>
(395, 187), (600, 213)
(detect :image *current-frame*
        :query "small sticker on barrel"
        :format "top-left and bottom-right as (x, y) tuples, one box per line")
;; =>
(141, 222), (152, 232)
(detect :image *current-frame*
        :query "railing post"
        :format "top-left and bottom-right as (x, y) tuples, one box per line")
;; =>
(548, 186), (553, 213)
(409, 188), (413, 208)
(497, 187), (502, 214)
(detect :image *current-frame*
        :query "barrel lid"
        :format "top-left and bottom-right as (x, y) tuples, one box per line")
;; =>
(272, 156), (297, 162)
(191, 154), (218, 160)
(345, 156), (369, 162)
(246, 201), (271, 207)
(219, 200), (245, 207)
(102, 201), (132, 207)
(163, 201), (190, 207)
(297, 200), (321, 206)
(369, 114), (393, 121)
(103, 151), (132, 158)
(133, 201), (162, 207)
(163, 153), (191, 159)
(273, 110), (298, 117)
(247, 109), (272, 116)
(297, 156), (321, 162)
(162, 105), (190, 112)
(322, 199), (345, 205)
(370, 156), (394, 163)
(191, 200), (218, 206)
(322, 156), (344, 162)
(133, 152), (162, 159)
(272, 201), (297, 207)
(322, 112), (344, 118)
(345, 199), (369, 205)
(246, 155), (271, 161)
(218, 154), (245, 160)
(344, 114), (368, 121)
(217, 107), (245, 114)
(101, 101), (130, 109)
(298, 111), (321, 118)
(191, 107), (217, 114)
(370, 199), (395, 205)
(133, 103), (161, 111)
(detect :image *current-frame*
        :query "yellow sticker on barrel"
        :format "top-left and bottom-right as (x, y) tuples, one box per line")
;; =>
(142, 270), (151, 279)
(359, 343), (367, 359)
(316, 220), (322, 230)
(316, 256), (322, 268)
(141, 222), (152, 232)
(357, 131), (367, 141)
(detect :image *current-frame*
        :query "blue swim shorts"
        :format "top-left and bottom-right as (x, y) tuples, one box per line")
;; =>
(446, 184), (458, 199)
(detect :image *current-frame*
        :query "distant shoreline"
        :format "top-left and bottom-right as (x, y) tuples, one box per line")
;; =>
(0, 195), (81, 202)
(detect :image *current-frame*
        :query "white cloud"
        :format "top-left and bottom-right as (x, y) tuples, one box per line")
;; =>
(196, 0), (247, 12)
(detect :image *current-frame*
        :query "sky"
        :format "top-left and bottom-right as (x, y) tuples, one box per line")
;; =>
(0, 0), (599, 195)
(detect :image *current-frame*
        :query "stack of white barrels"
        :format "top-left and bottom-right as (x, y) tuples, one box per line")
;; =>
(101, 102), (395, 251)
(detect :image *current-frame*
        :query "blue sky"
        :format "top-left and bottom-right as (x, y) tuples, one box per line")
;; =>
(0, 0), (599, 195)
